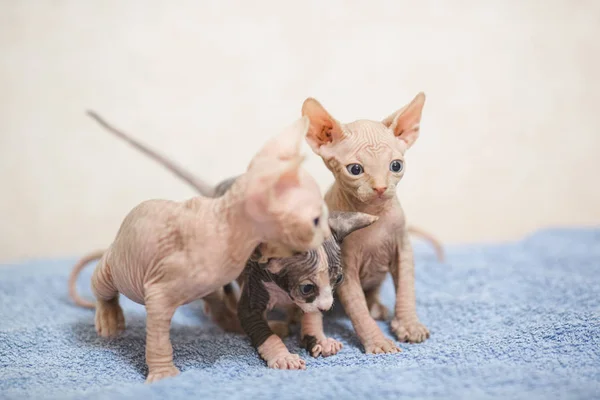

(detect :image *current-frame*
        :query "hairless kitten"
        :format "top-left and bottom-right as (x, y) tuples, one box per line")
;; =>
(209, 180), (378, 369)
(301, 92), (441, 354)
(75, 114), (378, 368)
(68, 111), (330, 383)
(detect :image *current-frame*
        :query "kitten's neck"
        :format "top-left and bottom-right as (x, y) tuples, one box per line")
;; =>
(327, 182), (396, 216)
(187, 175), (262, 266)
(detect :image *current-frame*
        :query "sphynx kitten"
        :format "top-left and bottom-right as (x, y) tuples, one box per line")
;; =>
(210, 181), (378, 368)
(76, 114), (378, 368)
(68, 112), (330, 383)
(301, 92), (439, 354)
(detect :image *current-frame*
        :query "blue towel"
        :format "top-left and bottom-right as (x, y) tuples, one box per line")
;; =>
(1, 228), (599, 400)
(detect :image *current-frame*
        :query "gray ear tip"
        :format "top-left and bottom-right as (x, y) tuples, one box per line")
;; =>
(354, 211), (378, 224)
(329, 211), (379, 244)
(362, 214), (379, 228)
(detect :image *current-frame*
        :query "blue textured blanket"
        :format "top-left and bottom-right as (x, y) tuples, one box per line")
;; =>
(1, 228), (599, 399)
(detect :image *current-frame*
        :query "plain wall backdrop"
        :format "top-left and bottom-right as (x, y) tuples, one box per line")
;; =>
(1, 1), (599, 262)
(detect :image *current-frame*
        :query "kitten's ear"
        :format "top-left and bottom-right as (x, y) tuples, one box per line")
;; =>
(265, 259), (285, 274)
(257, 242), (295, 263)
(255, 116), (310, 162)
(301, 98), (344, 153)
(271, 155), (304, 197)
(251, 247), (286, 274)
(328, 211), (379, 243)
(382, 92), (426, 149)
(245, 155), (304, 220)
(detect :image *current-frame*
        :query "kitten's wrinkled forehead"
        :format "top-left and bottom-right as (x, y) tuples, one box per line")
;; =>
(344, 120), (392, 140)
(328, 121), (401, 160)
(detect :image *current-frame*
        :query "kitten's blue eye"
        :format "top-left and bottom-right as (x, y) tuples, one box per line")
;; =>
(346, 164), (364, 176)
(299, 284), (315, 295)
(335, 274), (344, 285)
(390, 160), (403, 173)
(313, 217), (320, 227)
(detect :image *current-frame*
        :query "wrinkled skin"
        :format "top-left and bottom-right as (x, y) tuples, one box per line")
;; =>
(69, 114), (329, 383)
(301, 92), (437, 354)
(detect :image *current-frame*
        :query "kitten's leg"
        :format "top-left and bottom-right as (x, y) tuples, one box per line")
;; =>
(203, 287), (243, 333)
(337, 266), (401, 354)
(91, 259), (125, 337)
(265, 303), (300, 338)
(144, 287), (179, 383)
(390, 228), (430, 343)
(301, 312), (342, 357)
(238, 283), (305, 370)
(287, 304), (303, 325)
(222, 283), (239, 313)
(267, 320), (290, 339)
(365, 285), (390, 321)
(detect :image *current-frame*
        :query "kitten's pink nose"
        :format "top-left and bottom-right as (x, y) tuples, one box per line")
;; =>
(372, 186), (387, 195)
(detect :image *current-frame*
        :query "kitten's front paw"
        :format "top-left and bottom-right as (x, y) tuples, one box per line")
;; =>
(391, 318), (430, 343)
(145, 365), (180, 384)
(310, 337), (343, 358)
(363, 337), (401, 354)
(267, 353), (306, 370)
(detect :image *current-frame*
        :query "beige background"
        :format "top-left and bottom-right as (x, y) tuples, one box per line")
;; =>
(1, 1), (599, 262)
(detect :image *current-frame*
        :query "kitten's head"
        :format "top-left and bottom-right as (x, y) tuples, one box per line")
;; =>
(263, 211), (378, 313)
(244, 116), (330, 254)
(301, 93), (426, 204)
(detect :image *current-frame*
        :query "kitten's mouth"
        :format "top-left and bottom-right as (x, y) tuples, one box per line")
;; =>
(366, 192), (390, 202)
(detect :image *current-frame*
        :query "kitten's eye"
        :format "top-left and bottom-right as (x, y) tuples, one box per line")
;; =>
(313, 217), (320, 227)
(346, 163), (364, 176)
(390, 160), (403, 173)
(335, 274), (344, 285)
(299, 284), (315, 295)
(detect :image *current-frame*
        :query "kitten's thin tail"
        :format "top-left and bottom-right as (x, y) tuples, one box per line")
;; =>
(69, 250), (104, 309)
(86, 110), (214, 197)
(407, 226), (445, 262)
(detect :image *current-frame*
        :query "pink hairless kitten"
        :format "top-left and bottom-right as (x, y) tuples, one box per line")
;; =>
(70, 113), (377, 368)
(301, 92), (438, 354)
(68, 112), (330, 383)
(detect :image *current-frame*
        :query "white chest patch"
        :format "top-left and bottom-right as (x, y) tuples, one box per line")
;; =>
(263, 281), (293, 310)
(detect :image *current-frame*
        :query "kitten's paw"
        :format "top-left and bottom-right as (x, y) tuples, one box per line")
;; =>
(364, 337), (402, 354)
(369, 301), (390, 321)
(267, 353), (306, 370)
(310, 337), (343, 358)
(391, 318), (430, 343)
(95, 301), (125, 337)
(145, 365), (180, 384)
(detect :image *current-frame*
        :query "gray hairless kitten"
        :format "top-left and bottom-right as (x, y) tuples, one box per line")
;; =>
(209, 179), (378, 368)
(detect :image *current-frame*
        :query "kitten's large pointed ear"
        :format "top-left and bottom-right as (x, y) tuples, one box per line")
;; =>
(271, 155), (304, 197)
(301, 98), (344, 153)
(245, 155), (304, 221)
(249, 244), (288, 273)
(328, 211), (379, 244)
(382, 92), (426, 149)
(255, 116), (310, 162)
